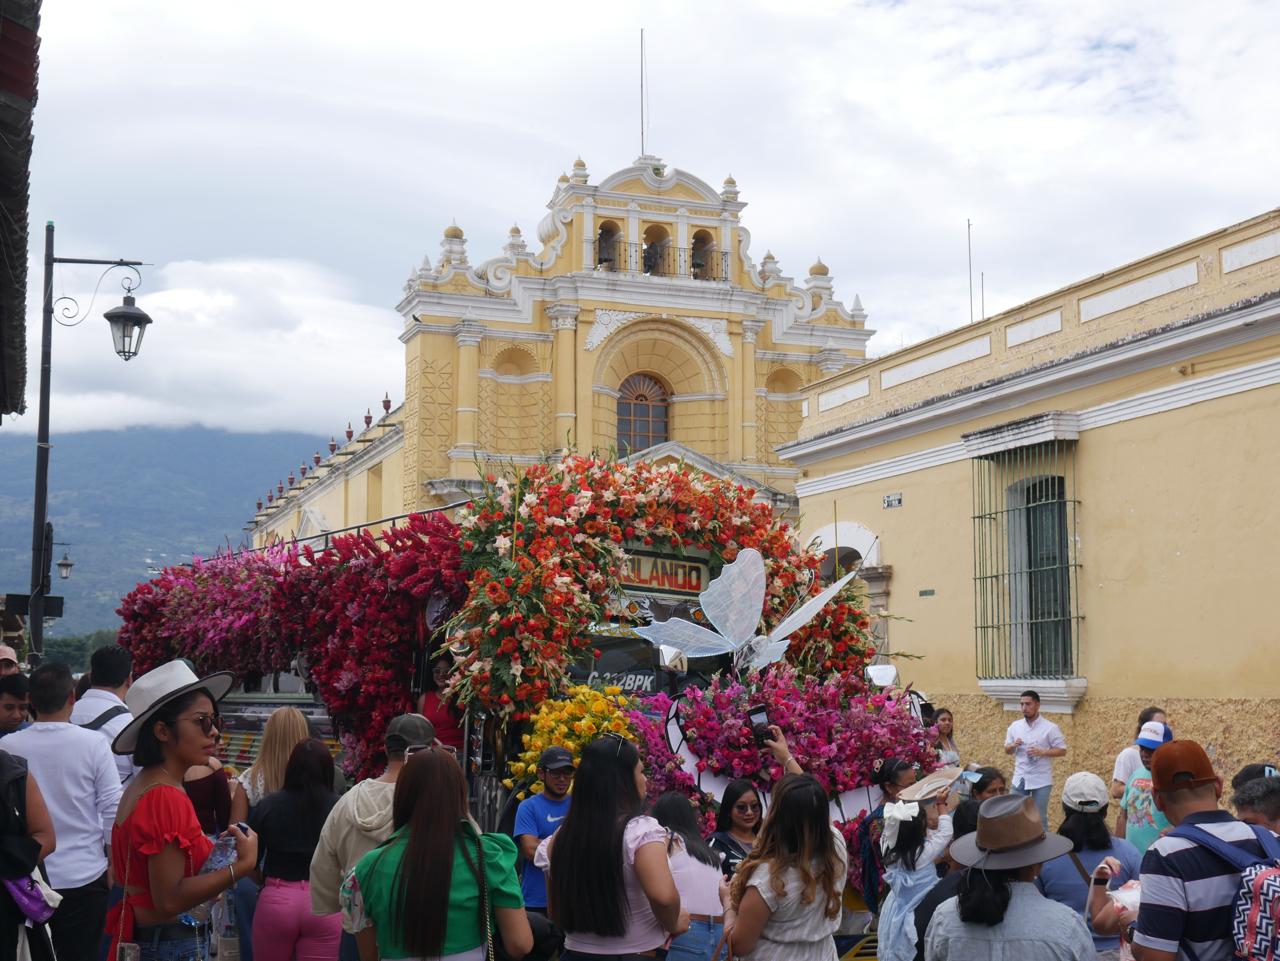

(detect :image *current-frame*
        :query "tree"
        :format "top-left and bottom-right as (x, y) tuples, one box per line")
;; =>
(41, 628), (119, 673)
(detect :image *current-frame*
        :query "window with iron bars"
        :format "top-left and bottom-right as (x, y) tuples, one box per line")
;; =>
(971, 439), (1081, 679)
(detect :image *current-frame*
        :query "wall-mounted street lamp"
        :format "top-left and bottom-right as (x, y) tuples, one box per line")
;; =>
(56, 552), (74, 581)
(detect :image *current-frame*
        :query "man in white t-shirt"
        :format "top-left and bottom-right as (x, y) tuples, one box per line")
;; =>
(69, 644), (139, 785)
(6, 661), (122, 961)
(1003, 689), (1067, 829)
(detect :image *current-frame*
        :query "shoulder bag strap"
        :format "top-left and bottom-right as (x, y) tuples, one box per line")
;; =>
(81, 705), (130, 731)
(1068, 852), (1091, 884)
(471, 828), (496, 961)
(1172, 823), (1264, 873)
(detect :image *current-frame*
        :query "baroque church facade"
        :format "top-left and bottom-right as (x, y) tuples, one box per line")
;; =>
(250, 155), (872, 544)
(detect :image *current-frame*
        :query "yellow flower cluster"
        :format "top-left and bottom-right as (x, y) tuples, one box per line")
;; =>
(506, 684), (636, 798)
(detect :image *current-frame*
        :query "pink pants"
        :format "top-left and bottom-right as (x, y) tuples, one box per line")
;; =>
(252, 877), (342, 961)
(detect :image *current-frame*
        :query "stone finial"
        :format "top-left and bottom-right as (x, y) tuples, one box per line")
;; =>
(809, 257), (830, 277)
(440, 221), (469, 267)
(721, 174), (740, 202)
(759, 250), (782, 282)
(503, 223), (528, 257)
(571, 157), (589, 184)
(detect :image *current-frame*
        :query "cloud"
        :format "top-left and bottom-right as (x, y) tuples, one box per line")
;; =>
(16, 0), (1280, 429)
(9, 259), (401, 435)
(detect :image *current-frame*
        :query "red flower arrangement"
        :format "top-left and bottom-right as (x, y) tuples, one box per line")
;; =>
(448, 454), (878, 719)
(118, 512), (468, 780)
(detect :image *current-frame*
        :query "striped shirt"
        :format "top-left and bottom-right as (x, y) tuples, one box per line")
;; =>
(1133, 810), (1268, 961)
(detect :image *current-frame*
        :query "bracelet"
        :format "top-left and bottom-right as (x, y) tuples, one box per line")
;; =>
(228, 863), (237, 886)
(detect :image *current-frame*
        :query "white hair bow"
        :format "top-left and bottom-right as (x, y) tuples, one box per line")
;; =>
(880, 801), (920, 852)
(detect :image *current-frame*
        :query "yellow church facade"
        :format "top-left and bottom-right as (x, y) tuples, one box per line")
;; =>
(249, 155), (871, 544)
(780, 207), (1280, 795)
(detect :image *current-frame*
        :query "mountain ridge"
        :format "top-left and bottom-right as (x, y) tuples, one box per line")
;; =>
(0, 426), (325, 637)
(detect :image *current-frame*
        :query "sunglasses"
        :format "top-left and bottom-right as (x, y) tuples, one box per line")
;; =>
(734, 801), (763, 813)
(180, 713), (221, 736)
(405, 741), (457, 760)
(602, 731), (628, 757)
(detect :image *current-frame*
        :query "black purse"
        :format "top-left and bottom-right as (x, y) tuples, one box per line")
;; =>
(473, 828), (563, 961)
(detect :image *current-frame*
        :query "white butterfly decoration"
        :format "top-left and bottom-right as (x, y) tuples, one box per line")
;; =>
(633, 547), (860, 672)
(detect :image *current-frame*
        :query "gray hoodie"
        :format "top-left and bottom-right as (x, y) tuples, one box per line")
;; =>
(309, 776), (396, 924)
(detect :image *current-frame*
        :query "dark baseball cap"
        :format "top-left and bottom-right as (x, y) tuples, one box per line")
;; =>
(538, 746), (575, 771)
(385, 713), (436, 753)
(1150, 739), (1217, 793)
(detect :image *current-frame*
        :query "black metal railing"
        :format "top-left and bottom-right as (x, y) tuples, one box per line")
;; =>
(588, 240), (730, 281)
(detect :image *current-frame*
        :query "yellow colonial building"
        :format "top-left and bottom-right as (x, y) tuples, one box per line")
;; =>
(249, 155), (871, 543)
(780, 208), (1280, 790)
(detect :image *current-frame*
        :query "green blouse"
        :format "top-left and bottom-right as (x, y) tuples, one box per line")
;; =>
(343, 826), (523, 959)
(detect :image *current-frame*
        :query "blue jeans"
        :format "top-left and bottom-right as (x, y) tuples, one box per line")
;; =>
(1013, 781), (1051, 829)
(232, 875), (259, 961)
(339, 929), (361, 961)
(666, 918), (724, 961)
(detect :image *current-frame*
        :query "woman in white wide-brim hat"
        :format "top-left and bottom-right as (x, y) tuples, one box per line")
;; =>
(921, 794), (1095, 961)
(106, 660), (258, 961)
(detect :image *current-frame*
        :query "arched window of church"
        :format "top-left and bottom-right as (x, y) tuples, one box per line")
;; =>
(617, 374), (670, 454)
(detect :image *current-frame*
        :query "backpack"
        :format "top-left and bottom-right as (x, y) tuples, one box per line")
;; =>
(79, 705), (129, 731)
(1172, 822), (1280, 961)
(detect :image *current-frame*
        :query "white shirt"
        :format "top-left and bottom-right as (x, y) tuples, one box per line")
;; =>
(740, 825), (848, 961)
(4, 721), (122, 888)
(1003, 715), (1067, 790)
(70, 688), (139, 785)
(1112, 744), (1141, 787)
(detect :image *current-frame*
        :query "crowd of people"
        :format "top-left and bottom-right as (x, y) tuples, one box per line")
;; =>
(0, 644), (1276, 961)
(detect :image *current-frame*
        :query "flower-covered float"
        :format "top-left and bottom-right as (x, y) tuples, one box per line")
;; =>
(117, 452), (937, 887)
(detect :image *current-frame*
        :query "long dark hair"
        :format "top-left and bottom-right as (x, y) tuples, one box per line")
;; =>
(958, 865), (1020, 925)
(283, 738), (336, 833)
(881, 806), (928, 872)
(549, 735), (645, 937)
(933, 708), (955, 750)
(379, 747), (472, 958)
(715, 779), (761, 835)
(730, 775), (841, 920)
(1058, 806), (1112, 852)
(653, 791), (719, 869)
(132, 689), (213, 768)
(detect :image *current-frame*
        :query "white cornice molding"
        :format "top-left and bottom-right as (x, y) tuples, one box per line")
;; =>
(477, 370), (552, 384)
(979, 678), (1088, 714)
(398, 262), (874, 352)
(794, 350), (1280, 497)
(961, 411), (1081, 458)
(782, 295), (1280, 465)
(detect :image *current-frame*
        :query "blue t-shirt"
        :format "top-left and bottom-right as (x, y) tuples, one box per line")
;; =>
(513, 792), (570, 908)
(1036, 838), (1142, 951)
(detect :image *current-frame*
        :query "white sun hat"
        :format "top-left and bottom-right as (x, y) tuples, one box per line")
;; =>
(112, 660), (235, 756)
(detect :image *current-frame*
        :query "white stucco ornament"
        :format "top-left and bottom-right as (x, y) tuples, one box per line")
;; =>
(584, 310), (733, 356)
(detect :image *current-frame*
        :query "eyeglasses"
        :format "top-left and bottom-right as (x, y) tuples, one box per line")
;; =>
(181, 713), (221, 736)
(405, 741), (457, 760)
(733, 801), (762, 813)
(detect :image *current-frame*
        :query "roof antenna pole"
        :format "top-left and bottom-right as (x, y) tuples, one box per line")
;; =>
(640, 28), (646, 156)
(967, 218), (974, 324)
(981, 270), (986, 321)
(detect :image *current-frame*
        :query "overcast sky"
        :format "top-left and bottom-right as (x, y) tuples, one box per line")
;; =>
(9, 0), (1278, 437)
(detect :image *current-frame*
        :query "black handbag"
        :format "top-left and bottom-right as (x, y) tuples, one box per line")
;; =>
(473, 828), (563, 961)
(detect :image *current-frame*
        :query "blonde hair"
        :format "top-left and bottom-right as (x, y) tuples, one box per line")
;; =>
(730, 775), (842, 921)
(246, 706), (311, 795)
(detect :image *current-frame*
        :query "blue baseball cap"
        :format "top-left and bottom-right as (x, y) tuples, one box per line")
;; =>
(1136, 721), (1173, 750)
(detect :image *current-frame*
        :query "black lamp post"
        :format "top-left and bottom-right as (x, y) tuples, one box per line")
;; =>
(25, 220), (151, 666)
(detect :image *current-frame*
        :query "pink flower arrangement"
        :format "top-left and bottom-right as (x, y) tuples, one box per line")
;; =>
(676, 665), (938, 798)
